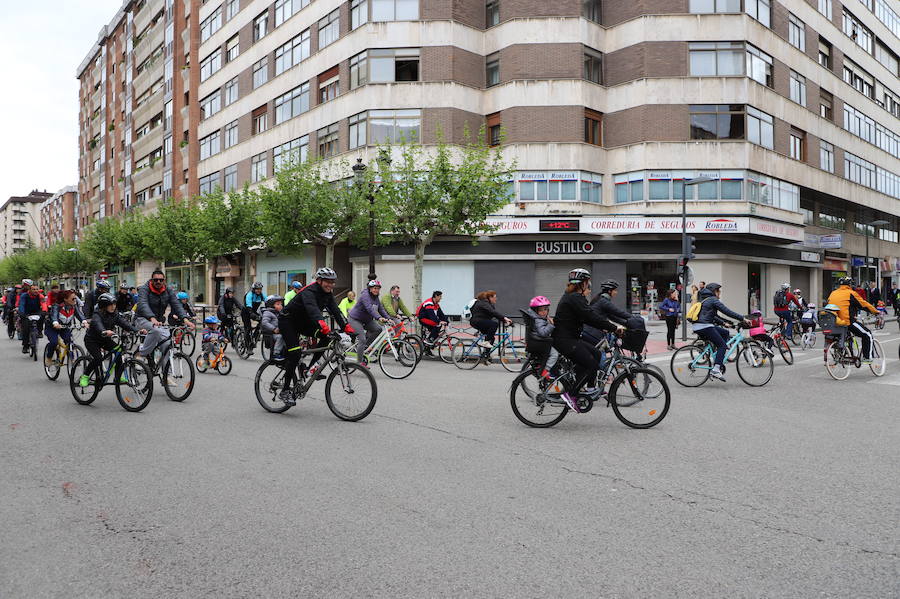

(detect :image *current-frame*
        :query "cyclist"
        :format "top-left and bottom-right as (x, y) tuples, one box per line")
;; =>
(551, 268), (622, 412)
(44, 289), (89, 367)
(381, 285), (413, 319)
(200, 316), (228, 366)
(259, 295), (285, 360)
(3, 285), (18, 337)
(348, 280), (396, 365)
(116, 283), (135, 313)
(826, 277), (878, 363)
(773, 283), (802, 341)
(470, 291), (512, 349)
(18, 285), (46, 354)
(242, 282), (265, 335)
(169, 291), (196, 326)
(83, 280), (112, 319)
(692, 283), (750, 382)
(523, 296), (559, 378)
(79, 293), (145, 388)
(799, 303), (818, 335)
(584, 279), (633, 345)
(417, 291), (449, 347)
(278, 267), (354, 405)
(338, 291), (356, 318)
(134, 270), (194, 361)
(284, 280), (302, 304)
(217, 287), (239, 331)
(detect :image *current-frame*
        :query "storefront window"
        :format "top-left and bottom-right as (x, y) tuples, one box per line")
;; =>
(165, 263), (207, 303)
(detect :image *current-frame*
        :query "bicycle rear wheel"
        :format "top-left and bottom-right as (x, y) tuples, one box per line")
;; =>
(438, 336), (459, 364)
(325, 362), (377, 421)
(162, 352), (195, 401)
(824, 341), (850, 380)
(609, 368), (670, 429)
(403, 334), (425, 363)
(735, 341), (774, 386)
(451, 339), (481, 370)
(115, 358), (154, 412)
(69, 356), (100, 405)
(778, 338), (794, 365)
(499, 338), (527, 372)
(669, 345), (711, 387)
(254, 361), (291, 413)
(378, 339), (418, 379)
(30, 328), (38, 361)
(509, 369), (568, 428)
(869, 339), (886, 376)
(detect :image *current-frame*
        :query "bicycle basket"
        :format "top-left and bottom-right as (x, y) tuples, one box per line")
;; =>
(620, 329), (649, 353)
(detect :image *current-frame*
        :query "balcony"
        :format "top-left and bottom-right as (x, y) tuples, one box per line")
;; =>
(132, 54), (164, 101)
(135, 24), (165, 70)
(132, 87), (164, 133)
(132, 124), (164, 164)
(131, 159), (162, 191)
(133, 0), (162, 38)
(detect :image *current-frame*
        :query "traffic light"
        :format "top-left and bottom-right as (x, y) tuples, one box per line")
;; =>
(681, 235), (697, 263)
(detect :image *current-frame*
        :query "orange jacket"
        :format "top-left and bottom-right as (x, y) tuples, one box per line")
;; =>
(826, 285), (877, 326)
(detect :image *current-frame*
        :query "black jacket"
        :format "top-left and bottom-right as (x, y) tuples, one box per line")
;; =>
(85, 310), (137, 342)
(217, 294), (240, 320)
(136, 283), (186, 322)
(83, 287), (107, 319)
(552, 291), (617, 341)
(694, 287), (745, 325)
(280, 282), (347, 334)
(116, 292), (134, 313)
(470, 299), (505, 322)
(590, 292), (632, 325)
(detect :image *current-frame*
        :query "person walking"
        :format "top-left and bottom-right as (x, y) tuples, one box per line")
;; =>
(890, 283), (900, 316)
(659, 289), (681, 350)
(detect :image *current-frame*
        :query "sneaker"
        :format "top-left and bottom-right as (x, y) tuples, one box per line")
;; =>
(78, 374), (90, 388)
(44, 357), (54, 367)
(477, 340), (493, 350)
(560, 392), (581, 413)
(279, 389), (296, 406)
(710, 366), (726, 382)
(862, 358), (873, 364)
(580, 386), (605, 400)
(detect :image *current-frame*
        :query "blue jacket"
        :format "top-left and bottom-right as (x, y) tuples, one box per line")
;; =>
(348, 290), (391, 325)
(693, 287), (744, 326)
(660, 297), (681, 317)
(245, 291), (264, 309)
(18, 292), (44, 316)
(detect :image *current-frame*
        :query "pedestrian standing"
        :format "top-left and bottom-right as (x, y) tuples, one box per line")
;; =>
(690, 284), (700, 304)
(659, 289), (681, 350)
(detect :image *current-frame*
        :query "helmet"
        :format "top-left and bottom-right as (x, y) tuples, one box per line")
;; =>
(224, 287), (233, 294)
(838, 276), (854, 287)
(750, 309), (762, 316)
(599, 280), (619, 293)
(823, 303), (840, 311)
(315, 267), (337, 280)
(291, 280), (302, 289)
(120, 282), (128, 289)
(794, 289), (802, 294)
(780, 283), (790, 289)
(529, 296), (551, 308)
(96, 280), (111, 290)
(204, 315), (220, 325)
(568, 268), (591, 283)
(177, 291), (189, 300)
(807, 303), (816, 308)
(22, 279), (32, 286)
(265, 294), (284, 308)
(96, 293), (116, 309)
(251, 281), (263, 290)
(367, 279), (382, 288)
(4, 287), (11, 292)
(705, 282), (722, 292)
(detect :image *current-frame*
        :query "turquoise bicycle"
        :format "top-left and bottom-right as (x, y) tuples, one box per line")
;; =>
(670, 322), (773, 387)
(450, 322), (526, 372)
(69, 336), (154, 412)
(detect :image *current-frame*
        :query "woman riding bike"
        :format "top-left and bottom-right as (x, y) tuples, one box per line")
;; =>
(691, 283), (750, 382)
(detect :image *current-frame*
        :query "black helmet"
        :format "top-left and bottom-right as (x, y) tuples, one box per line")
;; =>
(568, 268), (591, 283)
(838, 276), (854, 286)
(265, 294), (284, 308)
(599, 280), (619, 293)
(224, 287), (233, 294)
(96, 280), (111, 290)
(120, 282), (128, 289)
(705, 282), (722, 292)
(97, 293), (116, 308)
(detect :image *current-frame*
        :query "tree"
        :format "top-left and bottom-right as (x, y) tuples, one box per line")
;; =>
(374, 128), (514, 304)
(196, 186), (262, 291)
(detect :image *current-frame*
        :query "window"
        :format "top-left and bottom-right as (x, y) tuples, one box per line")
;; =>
(583, 0), (602, 22)
(372, 0), (418, 21)
(746, 106), (773, 149)
(199, 131), (220, 160)
(843, 9), (873, 54)
(583, 48), (602, 84)
(252, 106), (268, 135)
(274, 30), (310, 75)
(845, 152), (876, 188)
(689, 104), (745, 140)
(226, 0), (239, 20)
(200, 6), (222, 42)
(486, 1), (500, 27)
(199, 173), (219, 195)
(352, 0), (368, 29)
(875, 41), (899, 77)
(818, 37), (832, 70)
(369, 109), (420, 143)
(818, 0), (832, 20)
(274, 136), (309, 170)
(350, 51), (368, 88)
(200, 49), (221, 82)
(789, 71), (806, 106)
(789, 129), (805, 160)
(365, 48), (420, 83)
(819, 89), (833, 120)
(788, 14), (805, 52)
(614, 173), (644, 203)
(486, 111), (501, 146)
(584, 109), (601, 145)
(879, 225), (898, 244)
(843, 103), (876, 144)
(319, 67), (340, 103)
(745, 172), (799, 211)
(200, 90), (221, 119)
(745, 44), (773, 87)
(253, 11), (268, 42)
(317, 123), (340, 158)
(275, 0), (309, 26)
(689, 0), (741, 13)
(349, 112), (368, 149)
(224, 164), (237, 192)
(274, 83), (309, 123)
(819, 210), (844, 230)
(164, 135), (172, 155)
(745, 0), (770, 27)
(224, 120), (238, 149)
(224, 77), (238, 105)
(820, 140), (834, 173)
(884, 88), (900, 118)
(252, 57), (268, 89)
(251, 152), (268, 182)
(226, 36), (240, 62)
(519, 176), (579, 202)
(873, 0), (900, 38)
(843, 59), (874, 99)
(486, 53), (500, 87)
(318, 9), (339, 48)
(689, 42), (744, 76)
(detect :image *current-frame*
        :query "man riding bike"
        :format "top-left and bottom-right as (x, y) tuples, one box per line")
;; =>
(242, 282), (265, 335)
(277, 268), (354, 406)
(3, 286), (18, 337)
(584, 279), (636, 344)
(773, 283), (802, 340)
(826, 277), (879, 363)
(18, 285), (46, 354)
(83, 280), (112, 319)
(134, 270), (195, 361)
(691, 283), (750, 382)
(217, 287), (239, 332)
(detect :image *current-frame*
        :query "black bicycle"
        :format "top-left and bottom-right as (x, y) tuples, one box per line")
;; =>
(23, 314), (44, 361)
(136, 325), (196, 402)
(69, 335), (154, 412)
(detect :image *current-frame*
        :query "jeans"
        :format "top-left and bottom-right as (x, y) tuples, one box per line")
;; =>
(471, 318), (499, 344)
(774, 309), (793, 339)
(45, 327), (73, 359)
(349, 317), (382, 361)
(135, 317), (170, 356)
(696, 326), (730, 367)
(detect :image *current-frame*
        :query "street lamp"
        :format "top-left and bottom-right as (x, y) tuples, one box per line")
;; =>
(67, 247), (80, 292)
(680, 176), (716, 341)
(352, 150), (391, 282)
(864, 219), (889, 287)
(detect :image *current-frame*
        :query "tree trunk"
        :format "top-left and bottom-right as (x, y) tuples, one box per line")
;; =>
(413, 237), (428, 306)
(324, 241), (335, 269)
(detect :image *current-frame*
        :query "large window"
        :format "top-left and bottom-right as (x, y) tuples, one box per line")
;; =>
(224, 77), (238, 105)
(789, 71), (806, 106)
(583, 0), (601, 22)
(689, 104), (745, 140)
(818, 0), (832, 20)
(372, 0), (418, 21)
(819, 210), (845, 230)
(318, 9), (340, 48)
(843, 59), (874, 99)
(583, 48), (602, 84)
(788, 13), (805, 52)
(745, 44), (773, 87)
(200, 49), (222, 82)
(199, 131), (220, 160)
(275, 0), (310, 26)
(745, 172), (799, 211)
(224, 120), (238, 149)
(689, 0), (741, 12)
(251, 152), (268, 183)
(253, 11), (268, 41)
(369, 109), (421, 143)
(200, 6), (222, 42)
(845, 152), (876, 188)
(317, 123), (340, 158)
(486, 53), (500, 87)
(252, 57), (268, 89)
(689, 42), (744, 76)
(199, 173), (219, 195)
(274, 136), (309, 171)
(350, 51), (368, 88)
(366, 48), (420, 83)
(820, 141), (834, 173)
(226, 0), (239, 20)
(349, 112), (367, 149)
(275, 30), (310, 75)
(274, 83), (310, 124)
(745, 0), (770, 26)
(200, 90), (221, 119)
(351, 0), (368, 29)
(875, 41), (899, 77)
(842, 9), (873, 54)
(746, 106), (774, 149)
(843, 103), (876, 145)
(224, 164), (237, 192)
(520, 176), (578, 202)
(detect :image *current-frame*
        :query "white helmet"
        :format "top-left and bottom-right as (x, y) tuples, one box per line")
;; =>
(781, 283), (790, 289)
(794, 288), (802, 294)
(315, 267), (337, 280)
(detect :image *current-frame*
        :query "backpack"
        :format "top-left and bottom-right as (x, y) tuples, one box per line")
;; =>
(773, 289), (788, 309)
(462, 298), (477, 320)
(686, 298), (710, 323)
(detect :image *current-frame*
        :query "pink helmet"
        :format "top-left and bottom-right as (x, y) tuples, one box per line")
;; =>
(529, 296), (551, 308)
(367, 279), (382, 288)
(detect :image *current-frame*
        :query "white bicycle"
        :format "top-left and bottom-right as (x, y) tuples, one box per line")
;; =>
(351, 321), (419, 379)
(801, 328), (817, 350)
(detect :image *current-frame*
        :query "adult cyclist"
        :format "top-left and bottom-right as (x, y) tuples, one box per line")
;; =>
(116, 283), (135, 313)
(551, 268), (622, 412)
(18, 285), (46, 354)
(691, 283), (750, 382)
(217, 287), (240, 332)
(134, 270), (194, 361)
(3, 285), (18, 337)
(826, 277), (878, 363)
(83, 280), (112, 319)
(773, 283), (802, 341)
(242, 282), (265, 336)
(584, 279), (634, 345)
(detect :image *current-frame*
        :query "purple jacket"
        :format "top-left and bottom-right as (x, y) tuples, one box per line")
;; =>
(348, 290), (391, 324)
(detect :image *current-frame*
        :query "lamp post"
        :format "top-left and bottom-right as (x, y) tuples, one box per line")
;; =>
(864, 219), (889, 287)
(67, 247), (79, 292)
(352, 150), (392, 282)
(680, 176), (716, 341)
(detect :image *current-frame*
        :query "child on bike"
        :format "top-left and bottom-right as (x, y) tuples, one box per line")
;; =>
(259, 295), (284, 360)
(523, 296), (559, 378)
(45, 289), (89, 367)
(80, 293), (144, 387)
(200, 316), (228, 365)
(799, 303), (818, 333)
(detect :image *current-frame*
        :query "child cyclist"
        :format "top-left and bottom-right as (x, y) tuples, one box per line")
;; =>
(80, 293), (145, 387)
(523, 296), (559, 378)
(799, 303), (818, 334)
(200, 316), (228, 366)
(45, 289), (90, 367)
(259, 295), (284, 360)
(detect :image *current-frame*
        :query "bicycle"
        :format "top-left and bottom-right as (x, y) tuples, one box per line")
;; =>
(352, 320), (419, 379)
(421, 323), (465, 363)
(172, 322), (196, 357)
(800, 326), (817, 350)
(765, 321), (794, 365)
(234, 318), (261, 360)
(388, 318), (424, 362)
(450, 323), (526, 372)
(823, 327), (885, 380)
(69, 335), (154, 412)
(136, 325), (196, 401)
(23, 314), (44, 361)
(670, 322), (774, 387)
(196, 339), (232, 375)
(254, 333), (377, 420)
(43, 336), (86, 381)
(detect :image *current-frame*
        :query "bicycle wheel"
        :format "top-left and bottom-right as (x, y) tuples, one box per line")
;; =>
(451, 339), (481, 370)
(669, 344), (711, 387)
(216, 355), (232, 375)
(30, 328), (38, 361)
(67, 344), (85, 379)
(509, 369), (568, 428)
(611, 358), (664, 404)
(499, 338), (527, 372)
(43, 343), (61, 380)
(403, 334), (425, 363)
(778, 338), (794, 365)
(115, 358), (154, 412)
(824, 341), (850, 380)
(325, 361), (377, 421)
(234, 331), (250, 360)
(378, 339), (418, 380)
(254, 361), (291, 413)
(162, 352), (195, 401)
(69, 356), (100, 405)
(735, 341), (774, 387)
(178, 331), (196, 357)
(438, 336), (459, 364)
(869, 339), (886, 376)
(609, 368), (670, 429)
(259, 335), (273, 362)
(195, 354), (209, 373)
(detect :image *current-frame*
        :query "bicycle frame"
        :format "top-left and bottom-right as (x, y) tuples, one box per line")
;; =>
(688, 328), (749, 370)
(360, 324), (402, 362)
(455, 325), (521, 360)
(280, 336), (347, 398)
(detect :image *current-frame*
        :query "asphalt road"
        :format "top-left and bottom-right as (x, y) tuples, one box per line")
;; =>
(1, 329), (898, 598)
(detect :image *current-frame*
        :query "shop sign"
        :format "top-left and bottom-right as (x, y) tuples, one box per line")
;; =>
(851, 257), (865, 267)
(535, 241), (595, 254)
(517, 171), (578, 182)
(215, 257), (239, 277)
(819, 234), (843, 249)
(705, 218), (739, 232)
(800, 251), (821, 263)
(823, 258), (848, 271)
(748, 220), (804, 242)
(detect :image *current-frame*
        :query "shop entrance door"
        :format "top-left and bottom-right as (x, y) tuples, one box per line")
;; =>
(625, 261), (677, 317)
(748, 262), (763, 314)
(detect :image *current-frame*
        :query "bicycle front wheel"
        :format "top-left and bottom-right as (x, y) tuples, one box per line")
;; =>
(451, 339), (481, 370)
(178, 331), (196, 357)
(609, 368), (670, 429)
(403, 334), (425, 363)
(325, 362), (377, 421)
(216, 355), (232, 375)
(162, 352), (195, 401)
(43, 343), (61, 380)
(115, 358), (154, 412)
(378, 339), (418, 380)
(670, 345), (711, 387)
(735, 341), (774, 387)
(67, 344), (85, 379)
(869, 339), (886, 376)
(824, 341), (850, 380)
(234, 332), (251, 360)
(438, 336), (459, 364)
(69, 356), (100, 405)
(778, 338), (794, 365)
(499, 338), (527, 372)
(254, 361), (291, 413)
(509, 369), (568, 428)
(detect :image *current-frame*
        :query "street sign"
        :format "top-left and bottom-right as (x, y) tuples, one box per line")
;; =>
(678, 266), (694, 286)
(98, 270), (108, 280)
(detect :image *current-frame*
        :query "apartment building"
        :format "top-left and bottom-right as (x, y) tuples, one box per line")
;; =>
(0, 191), (51, 258)
(39, 187), (79, 248)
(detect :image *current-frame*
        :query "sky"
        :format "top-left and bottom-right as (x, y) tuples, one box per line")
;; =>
(0, 0), (123, 202)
